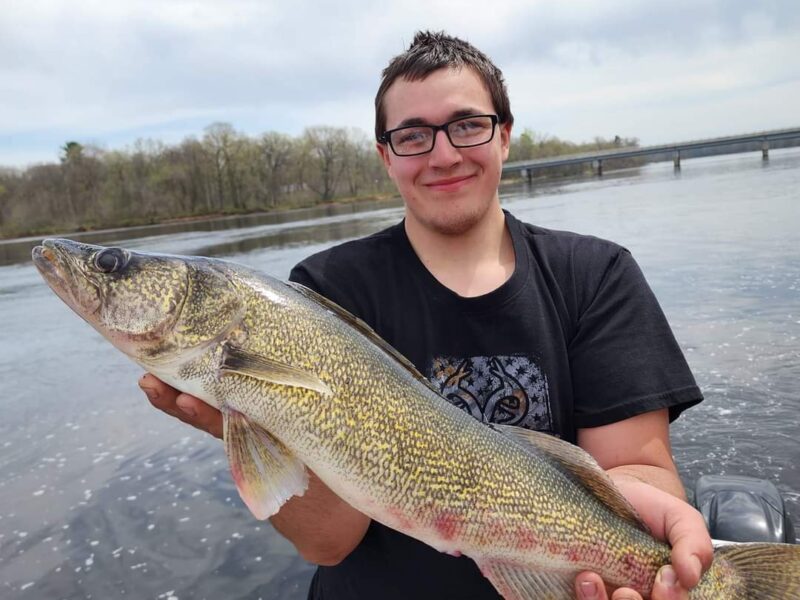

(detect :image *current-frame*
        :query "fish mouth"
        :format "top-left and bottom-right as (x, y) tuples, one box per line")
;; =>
(32, 241), (67, 287)
(32, 239), (92, 314)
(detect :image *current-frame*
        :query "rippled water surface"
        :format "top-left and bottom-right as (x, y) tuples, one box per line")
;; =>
(1, 149), (798, 598)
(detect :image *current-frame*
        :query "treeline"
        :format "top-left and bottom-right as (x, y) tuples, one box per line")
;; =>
(0, 123), (638, 239)
(0, 123), (391, 239)
(504, 129), (643, 178)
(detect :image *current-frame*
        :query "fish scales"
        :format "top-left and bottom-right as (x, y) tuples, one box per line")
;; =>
(32, 239), (800, 600)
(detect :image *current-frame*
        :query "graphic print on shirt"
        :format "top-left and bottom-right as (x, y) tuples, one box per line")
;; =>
(429, 355), (552, 432)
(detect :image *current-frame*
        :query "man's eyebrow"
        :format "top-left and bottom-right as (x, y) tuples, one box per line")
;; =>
(394, 108), (487, 129)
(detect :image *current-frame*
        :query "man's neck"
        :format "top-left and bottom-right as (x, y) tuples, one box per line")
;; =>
(404, 204), (515, 298)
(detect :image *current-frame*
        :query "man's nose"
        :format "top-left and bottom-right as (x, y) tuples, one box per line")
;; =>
(427, 130), (462, 168)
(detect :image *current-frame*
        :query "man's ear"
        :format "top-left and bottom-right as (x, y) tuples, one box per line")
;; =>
(499, 122), (512, 162)
(376, 143), (394, 178)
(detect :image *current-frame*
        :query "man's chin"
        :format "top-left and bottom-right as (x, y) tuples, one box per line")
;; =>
(411, 205), (491, 237)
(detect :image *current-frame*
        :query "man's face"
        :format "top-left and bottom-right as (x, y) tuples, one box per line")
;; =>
(377, 67), (511, 236)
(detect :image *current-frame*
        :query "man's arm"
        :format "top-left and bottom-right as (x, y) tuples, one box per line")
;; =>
(139, 373), (370, 565)
(574, 409), (714, 600)
(579, 408), (686, 498)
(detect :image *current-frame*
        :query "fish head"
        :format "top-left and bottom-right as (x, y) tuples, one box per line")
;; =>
(32, 239), (243, 365)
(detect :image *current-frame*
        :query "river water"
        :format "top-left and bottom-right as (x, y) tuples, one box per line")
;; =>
(1, 148), (798, 598)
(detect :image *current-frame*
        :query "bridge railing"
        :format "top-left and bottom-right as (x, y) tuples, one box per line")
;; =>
(503, 126), (800, 178)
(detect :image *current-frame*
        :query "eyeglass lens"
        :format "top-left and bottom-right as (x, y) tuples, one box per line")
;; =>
(389, 116), (495, 156)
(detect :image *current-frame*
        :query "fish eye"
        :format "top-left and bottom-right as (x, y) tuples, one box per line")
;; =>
(93, 248), (128, 273)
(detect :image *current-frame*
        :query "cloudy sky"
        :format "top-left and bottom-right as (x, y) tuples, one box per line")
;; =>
(1, 0), (798, 168)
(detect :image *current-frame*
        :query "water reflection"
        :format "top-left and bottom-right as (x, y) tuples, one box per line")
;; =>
(194, 209), (403, 258)
(0, 197), (403, 267)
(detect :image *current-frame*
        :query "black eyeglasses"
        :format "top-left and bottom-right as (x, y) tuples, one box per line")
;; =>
(379, 114), (499, 157)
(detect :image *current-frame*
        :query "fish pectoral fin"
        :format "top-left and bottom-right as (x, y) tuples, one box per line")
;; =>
(219, 343), (333, 397)
(479, 561), (575, 600)
(223, 408), (309, 520)
(493, 424), (649, 534)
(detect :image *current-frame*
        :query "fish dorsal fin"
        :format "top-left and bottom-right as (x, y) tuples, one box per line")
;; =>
(286, 281), (441, 396)
(494, 424), (650, 534)
(220, 344), (333, 397)
(479, 560), (575, 600)
(223, 408), (309, 519)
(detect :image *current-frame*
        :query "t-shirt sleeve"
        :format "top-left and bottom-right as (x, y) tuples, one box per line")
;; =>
(569, 248), (702, 428)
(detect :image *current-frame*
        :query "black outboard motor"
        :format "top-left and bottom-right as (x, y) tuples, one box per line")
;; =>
(694, 474), (796, 544)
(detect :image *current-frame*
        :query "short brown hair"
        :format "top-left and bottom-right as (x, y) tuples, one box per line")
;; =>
(374, 31), (514, 141)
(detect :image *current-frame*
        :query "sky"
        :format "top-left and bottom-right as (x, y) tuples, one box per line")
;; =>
(1, 0), (798, 168)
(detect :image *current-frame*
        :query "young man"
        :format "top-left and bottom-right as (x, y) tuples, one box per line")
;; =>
(140, 31), (713, 600)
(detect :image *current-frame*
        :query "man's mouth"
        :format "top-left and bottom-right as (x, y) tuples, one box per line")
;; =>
(424, 174), (475, 191)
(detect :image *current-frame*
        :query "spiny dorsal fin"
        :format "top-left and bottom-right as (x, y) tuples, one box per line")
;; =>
(285, 281), (442, 396)
(494, 424), (650, 534)
(220, 343), (333, 397)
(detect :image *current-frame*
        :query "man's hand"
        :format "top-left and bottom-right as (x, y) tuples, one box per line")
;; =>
(139, 373), (223, 438)
(573, 477), (714, 600)
(574, 408), (714, 599)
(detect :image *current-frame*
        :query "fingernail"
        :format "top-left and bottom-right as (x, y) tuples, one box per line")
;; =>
(141, 386), (159, 402)
(579, 581), (598, 599)
(176, 397), (196, 418)
(658, 565), (678, 588)
(692, 553), (703, 576)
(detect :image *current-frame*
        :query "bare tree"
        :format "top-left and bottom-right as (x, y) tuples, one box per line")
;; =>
(301, 126), (348, 202)
(203, 122), (249, 211)
(257, 132), (295, 207)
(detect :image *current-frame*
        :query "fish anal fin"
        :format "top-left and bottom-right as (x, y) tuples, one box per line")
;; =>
(479, 561), (576, 600)
(494, 424), (649, 534)
(223, 409), (308, 519)
(220, 343), (333, 397)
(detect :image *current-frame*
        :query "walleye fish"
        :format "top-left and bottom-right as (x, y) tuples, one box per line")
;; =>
(33, 239), (800, 599)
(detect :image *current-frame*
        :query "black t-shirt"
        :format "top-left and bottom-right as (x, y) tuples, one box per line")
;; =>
(288, 210), (702, 600)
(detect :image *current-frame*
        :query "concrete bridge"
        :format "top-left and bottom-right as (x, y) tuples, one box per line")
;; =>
(503, 126), (800, 180)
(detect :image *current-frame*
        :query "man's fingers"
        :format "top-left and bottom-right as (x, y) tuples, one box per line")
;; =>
(139, 372), (178, 410)
(663, 504), (714, 589)
(573, 567), (691, 600)
(176, 393), (224, 439)
(648, 565), (689, 600)
(139, 373), (224, 439)
(575, 571), (610, 600)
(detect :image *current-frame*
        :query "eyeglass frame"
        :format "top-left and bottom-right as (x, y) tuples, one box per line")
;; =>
(378, 114), (500, 157)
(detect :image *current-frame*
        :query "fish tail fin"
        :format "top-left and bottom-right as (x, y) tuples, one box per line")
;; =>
(706, 543), (800, 599)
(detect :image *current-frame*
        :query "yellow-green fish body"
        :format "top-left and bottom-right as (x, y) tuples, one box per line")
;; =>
(33, 239), (800, 600)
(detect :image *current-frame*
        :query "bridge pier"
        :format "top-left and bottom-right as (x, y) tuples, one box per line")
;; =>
(594, 159), (603, 177)
(673, 150), (681, 170)
(762, 140), (769, 161)
(522, 169), (533, 185)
